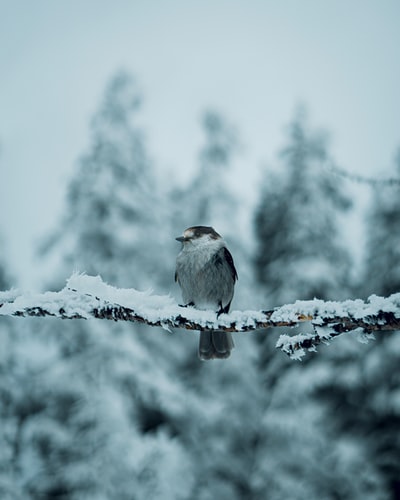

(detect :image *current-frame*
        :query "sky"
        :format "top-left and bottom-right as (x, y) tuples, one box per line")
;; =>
(1, 0), (400, 288)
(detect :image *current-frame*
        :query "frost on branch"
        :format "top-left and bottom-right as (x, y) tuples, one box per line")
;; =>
(0, 274), (399, 359)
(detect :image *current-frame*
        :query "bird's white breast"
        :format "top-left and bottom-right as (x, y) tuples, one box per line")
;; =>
(177, 238), (224, 269)
(176, 238), (226, 309)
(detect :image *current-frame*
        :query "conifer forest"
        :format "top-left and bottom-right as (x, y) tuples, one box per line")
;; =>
(1, 4), (400, 499)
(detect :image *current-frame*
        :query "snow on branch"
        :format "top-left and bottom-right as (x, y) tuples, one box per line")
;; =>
(1, 274), (400, 359)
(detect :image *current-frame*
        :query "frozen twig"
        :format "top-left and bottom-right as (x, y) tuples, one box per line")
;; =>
(1, 274), (399, 358)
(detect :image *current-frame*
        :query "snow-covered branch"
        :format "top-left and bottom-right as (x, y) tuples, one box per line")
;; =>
(1, 274), (399, 359)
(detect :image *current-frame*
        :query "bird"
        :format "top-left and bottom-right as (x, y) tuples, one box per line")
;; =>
(175, 226), (238, 360)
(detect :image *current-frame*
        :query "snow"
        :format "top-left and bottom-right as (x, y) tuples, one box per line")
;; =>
(269, 294), (400, 324)
(67, 273), (177, 321)
(1, 273), (399, 365)
(276, 334), (309, 360)
(0, 273), (229, 330)
(1, 275), (400, 345)
(0, 273), (271, 332)
(0, 288), (21, 303)
(273, 295), (400, 359)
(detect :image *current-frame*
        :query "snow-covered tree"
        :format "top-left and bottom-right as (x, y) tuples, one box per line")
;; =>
(363, 153), (400, 297)
(227, 111), (388, 499)
(0, 253), (20, 499)
(163, 110), (380, 499)
(312, 156), (400, 499)
(42, 70), (166, 290)
(254, 109), (352, 306)
(174, 110), (238, 230)
(9, 71), (197, 498)
(171, 110), (254, 308)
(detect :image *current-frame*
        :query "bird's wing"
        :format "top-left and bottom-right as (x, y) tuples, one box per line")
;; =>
(223, 247), (238, 282)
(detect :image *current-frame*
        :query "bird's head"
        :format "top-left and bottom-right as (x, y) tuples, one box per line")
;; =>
(176, 226), (222, 248)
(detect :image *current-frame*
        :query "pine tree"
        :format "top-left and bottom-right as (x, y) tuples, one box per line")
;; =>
(172, 110), (238, 232)
(234, 111), (387, 499)
(314, 156), (400, 499)
(171, 110), (253, 307)
(166, 111), (267, 498)
(254, 109), (352, 306)
(168, 111), (380, 499)
(0, 252), (20, 499)
(363, 153), (400, 297)
(15, 71), (198, 498)
(43, 70), (166, 290)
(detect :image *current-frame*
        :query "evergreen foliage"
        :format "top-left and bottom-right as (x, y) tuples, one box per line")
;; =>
(248, 112), (386, 498)
(254, 110), (352, 305)
(313, 157), (400, 499)
(364, 153), (400, 297)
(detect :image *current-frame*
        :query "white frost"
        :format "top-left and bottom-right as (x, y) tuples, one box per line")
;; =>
(1, 274), (400, 344)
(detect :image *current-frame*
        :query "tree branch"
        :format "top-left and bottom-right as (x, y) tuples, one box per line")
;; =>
(1, 274), (399, 359)
(326, 163), (400, 186)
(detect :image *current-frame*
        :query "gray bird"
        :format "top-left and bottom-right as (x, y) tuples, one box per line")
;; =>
(175, 226), (238, 360)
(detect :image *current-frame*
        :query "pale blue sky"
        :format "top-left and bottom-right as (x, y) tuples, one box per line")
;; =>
(1, 0), (400, 287)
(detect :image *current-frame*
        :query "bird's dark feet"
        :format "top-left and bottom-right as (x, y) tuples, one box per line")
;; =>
(217, 301), (231, 317)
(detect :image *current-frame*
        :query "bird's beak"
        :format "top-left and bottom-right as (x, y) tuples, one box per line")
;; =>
(176, 236), (185, 242)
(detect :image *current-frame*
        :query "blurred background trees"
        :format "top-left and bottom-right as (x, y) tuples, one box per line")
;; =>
(0, 71), (399, 499)
(254, 110), (353, 306)
(311, 157), (400, 499)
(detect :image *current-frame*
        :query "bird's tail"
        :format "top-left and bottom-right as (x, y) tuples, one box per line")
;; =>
(199, 331), (234, 360)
